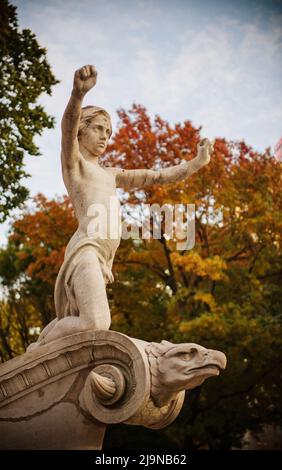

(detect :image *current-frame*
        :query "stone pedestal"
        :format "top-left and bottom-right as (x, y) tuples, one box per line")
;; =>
(0, 330), (226, 449)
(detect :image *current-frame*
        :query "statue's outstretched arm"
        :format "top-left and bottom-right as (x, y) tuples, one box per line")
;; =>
(115, 139), (213, 190)
(61, 65), (97, 170)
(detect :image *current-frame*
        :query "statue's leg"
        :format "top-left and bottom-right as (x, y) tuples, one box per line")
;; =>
(32, 248), (111, 346)
(70, 247), (111, 329)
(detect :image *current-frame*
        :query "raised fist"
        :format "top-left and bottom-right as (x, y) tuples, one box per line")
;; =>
(196, 138), (214, 166)
(73, 65), (97, 96)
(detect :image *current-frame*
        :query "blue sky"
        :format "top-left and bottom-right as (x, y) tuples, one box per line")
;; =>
(1, 0), (281, 245)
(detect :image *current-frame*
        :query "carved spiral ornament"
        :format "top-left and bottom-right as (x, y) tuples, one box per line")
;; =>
(78, 331), (151, 423)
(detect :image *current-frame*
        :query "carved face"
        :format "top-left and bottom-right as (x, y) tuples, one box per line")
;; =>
(152, 340), (227, 393)
(79, 114), (111, 157)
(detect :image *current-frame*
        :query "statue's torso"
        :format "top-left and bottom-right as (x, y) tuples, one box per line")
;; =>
(62, 157), (121, 260)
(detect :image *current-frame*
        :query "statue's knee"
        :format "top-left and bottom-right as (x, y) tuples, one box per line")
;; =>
(81, 258), (98, 270)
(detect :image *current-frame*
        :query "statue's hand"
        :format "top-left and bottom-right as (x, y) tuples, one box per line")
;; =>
(196, 138), (214, 166)
(73, 65), (97, 97)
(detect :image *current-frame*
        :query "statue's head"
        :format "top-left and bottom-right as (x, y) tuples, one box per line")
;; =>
(78, 106), (112, 157)
(147, 340), (227, 406)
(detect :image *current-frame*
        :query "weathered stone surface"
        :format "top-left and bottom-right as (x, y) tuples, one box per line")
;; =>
(0, 330), (226, 449)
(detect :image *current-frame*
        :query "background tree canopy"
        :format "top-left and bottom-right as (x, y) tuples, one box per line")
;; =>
(0, 0), (58, 222)
(0, 104), (281, 449)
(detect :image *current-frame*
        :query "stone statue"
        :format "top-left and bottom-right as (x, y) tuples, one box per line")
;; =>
(29, 64), (214, 349)
(0, 65), (226, 449)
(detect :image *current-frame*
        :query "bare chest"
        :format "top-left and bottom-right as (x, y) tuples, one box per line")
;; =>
(64, 159), (116, 192)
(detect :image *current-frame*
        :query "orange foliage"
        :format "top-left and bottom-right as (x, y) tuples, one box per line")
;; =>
(9, 194), (77, 286)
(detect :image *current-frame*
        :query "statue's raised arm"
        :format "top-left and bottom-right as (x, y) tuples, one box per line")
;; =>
(61, 65), (98, 171)
(114, 138), (213, 190)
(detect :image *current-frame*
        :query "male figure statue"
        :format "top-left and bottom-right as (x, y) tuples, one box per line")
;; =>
(31, 65), (213, 348)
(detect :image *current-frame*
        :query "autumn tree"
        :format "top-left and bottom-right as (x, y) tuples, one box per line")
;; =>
(0, 0), (58, 221)
(0, 105), (281, 449)
(103, 105), (282, 449)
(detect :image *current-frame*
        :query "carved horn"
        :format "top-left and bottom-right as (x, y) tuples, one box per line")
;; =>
(90, 371), (116, 401)
(89, 364), (126, 405)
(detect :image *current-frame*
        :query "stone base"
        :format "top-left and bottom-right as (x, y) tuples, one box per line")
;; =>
(0, 330), (145, 450)
(0, 329), (226, 449)
(0, 402), (106, 450)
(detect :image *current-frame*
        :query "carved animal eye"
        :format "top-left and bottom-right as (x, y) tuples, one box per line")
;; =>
(182, 353), (192, 361)
(182, 348), (198, 360)
(190, 347), (198, 356)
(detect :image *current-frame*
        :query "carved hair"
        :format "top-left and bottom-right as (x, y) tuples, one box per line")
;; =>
(78, 105), (112, 140)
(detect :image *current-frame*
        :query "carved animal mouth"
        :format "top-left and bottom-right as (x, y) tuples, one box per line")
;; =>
(186, 363), (223, 374)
